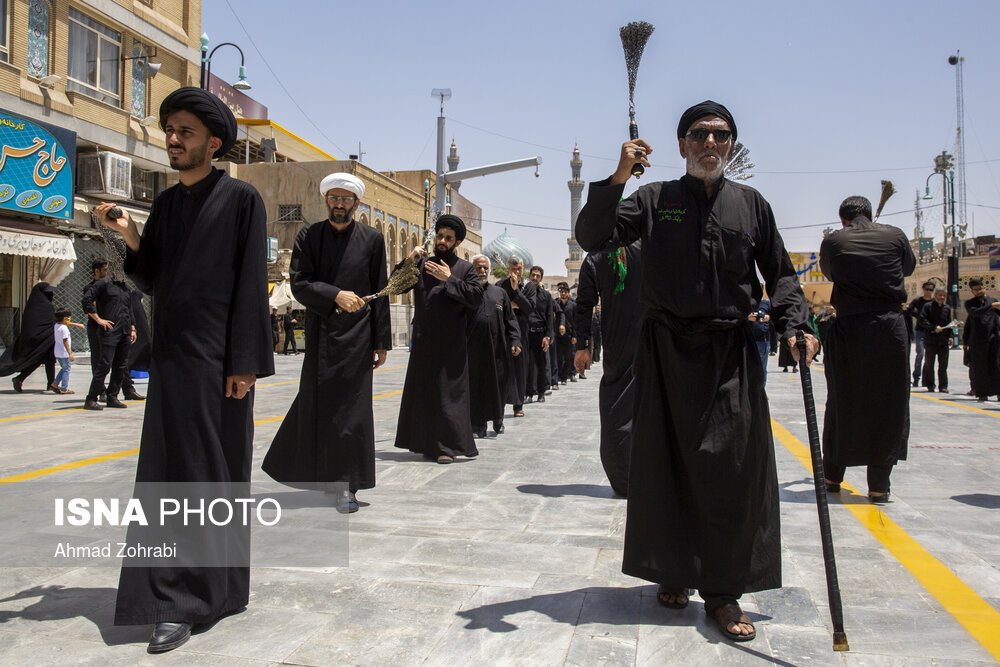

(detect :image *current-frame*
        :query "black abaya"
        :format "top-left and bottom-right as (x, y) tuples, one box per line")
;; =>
(115, 168), (274, 626)
(573, 242), (643, 496)
(467, 282), (520, 428)
(394, 253), (483, 458)
(0, 282), (56, 380)
(262, 219), (391, 490)
(576, 173), (809, 594)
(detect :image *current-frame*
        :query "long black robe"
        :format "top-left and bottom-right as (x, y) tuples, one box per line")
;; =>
(127, 290), (151, 372)
(394, 252), (483, 458)
(577, 174), (809, 594)
(0, 282), (55, 378)
(498, 277), (535, 405)
(573, 242), (643, 497)
(115, 168), (274, 626)
(527, 287), (556, 397)
(819, 217), (915, 469)
(262, 220), (391, 490)
(467, 282), (520, 427)
(964, 296), (1000, 397)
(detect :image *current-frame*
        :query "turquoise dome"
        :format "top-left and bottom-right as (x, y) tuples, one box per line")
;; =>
(483, 231), (533, 269)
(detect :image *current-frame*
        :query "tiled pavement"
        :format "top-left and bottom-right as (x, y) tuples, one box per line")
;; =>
(0, 348), (998, 665)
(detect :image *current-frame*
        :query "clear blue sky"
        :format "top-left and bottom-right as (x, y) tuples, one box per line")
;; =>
(203, 0), (1000, 275)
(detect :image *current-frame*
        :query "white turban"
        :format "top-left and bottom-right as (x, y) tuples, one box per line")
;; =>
(319, 172), (365, 199)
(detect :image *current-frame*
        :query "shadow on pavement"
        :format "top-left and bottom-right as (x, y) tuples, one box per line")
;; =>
(516, 483), (620, 499)
(950, 493), (1000, 509)
(0, 585), (148, 646)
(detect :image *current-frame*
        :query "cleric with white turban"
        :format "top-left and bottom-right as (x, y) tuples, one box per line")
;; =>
(320, 172), (365, 199)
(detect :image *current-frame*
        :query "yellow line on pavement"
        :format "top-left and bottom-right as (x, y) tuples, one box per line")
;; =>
(0, 448), (140, 485)
(910, 391), (1000, 419)
(0, 366), (408, 425)
(0, 389), (405, 485)
(771, 419), (1000, 660)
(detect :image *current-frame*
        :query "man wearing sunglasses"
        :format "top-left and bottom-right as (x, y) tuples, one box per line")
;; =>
(576, 100), (816, 643)
(905, 282), (937, 386)
(262, 172), (391, 515)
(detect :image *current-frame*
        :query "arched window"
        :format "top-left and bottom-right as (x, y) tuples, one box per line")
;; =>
(26, 0), (50, 78)
(359, 213), (369, 227)
(387, 225), (397, 303)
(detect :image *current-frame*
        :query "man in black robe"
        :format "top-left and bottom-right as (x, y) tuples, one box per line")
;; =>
(526, 265), (555, 402)
(905, 282), (936, 386)
(590, 305), (602, 363)
(394, 214), (483, 463)
(467, 254), (521, 437)
(0, 282), (56, 391)
(819, 196), (915, 504)
(96, 86), (273, 653)
(262, 172), (391, 513)
(576, 100), (815, 642)
(555, 282), (577, 383)
(919, 287), (953, 392)
(82, 258), (135, 409)
(573, 241), (642, 497)
(282, 306), (298, 354)
(963, 278), (1000, 401)
(498, 255), (535, 414)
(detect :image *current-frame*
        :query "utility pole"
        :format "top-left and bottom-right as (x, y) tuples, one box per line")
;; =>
(949, 52), (967, 255)
(428, 89), (542, 220)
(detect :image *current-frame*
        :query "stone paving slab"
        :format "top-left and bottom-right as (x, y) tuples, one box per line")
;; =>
(1, 349), (998, 664)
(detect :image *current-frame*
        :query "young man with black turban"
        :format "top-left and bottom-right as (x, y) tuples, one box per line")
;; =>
(394, 214), (484, 463)
(576, 100), (816, 643)
(96, 87), (273, 653)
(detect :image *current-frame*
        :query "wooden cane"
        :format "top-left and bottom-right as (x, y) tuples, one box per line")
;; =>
(795, 330), (850, 651)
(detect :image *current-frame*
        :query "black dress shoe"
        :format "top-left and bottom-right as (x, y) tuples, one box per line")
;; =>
(106, 396), (128, 408)
(122, 391), (146, 400)
(473, 426), (488, 438)
(569, 377), (577, 383)
(537, 394), (545, 403)
(148, 621), (191, 653)
(493, 423), (505, 435)
(83, 397), (104, 410)
(11, 377), (22, 393)
(335, 490), (359, 514)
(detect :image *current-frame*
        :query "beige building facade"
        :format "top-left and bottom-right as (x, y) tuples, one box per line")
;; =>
(0, 0), (201, 350)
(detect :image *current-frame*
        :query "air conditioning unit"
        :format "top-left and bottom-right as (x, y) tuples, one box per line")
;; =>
(77, 152), (133, 200)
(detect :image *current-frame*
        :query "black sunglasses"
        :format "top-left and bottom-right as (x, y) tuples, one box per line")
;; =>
(687, 128), (733, 143)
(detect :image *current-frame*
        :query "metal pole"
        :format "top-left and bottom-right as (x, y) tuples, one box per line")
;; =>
(435, 110), (446, 219)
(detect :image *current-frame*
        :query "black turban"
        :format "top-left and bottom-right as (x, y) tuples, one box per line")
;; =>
(676, 100), (737, 142)
(435, 214), (466, 242)
(159, 86), (238, 159)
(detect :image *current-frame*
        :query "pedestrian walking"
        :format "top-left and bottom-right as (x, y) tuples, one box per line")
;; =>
(818, 195), (915, 504)
(262, 172), (391, 514)
(576, 100), (816, 642)
(97, 86), (273, 653)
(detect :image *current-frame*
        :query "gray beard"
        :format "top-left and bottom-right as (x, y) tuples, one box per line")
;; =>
(686, 150), (729, 184)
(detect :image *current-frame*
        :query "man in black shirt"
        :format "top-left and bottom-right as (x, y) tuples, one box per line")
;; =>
(82, 258), (135, 410)
(270, 307), (280, 352)
(919, 287), (953, 392)
(282, 305), (298, 355)
(555, 282), (577, 383)
(819, 195), (915, 504)
(905, 282), (936, 387)
(526, 265), (554, 405)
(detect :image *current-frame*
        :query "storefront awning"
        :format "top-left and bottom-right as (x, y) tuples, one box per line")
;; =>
(0, 227), (77, 260)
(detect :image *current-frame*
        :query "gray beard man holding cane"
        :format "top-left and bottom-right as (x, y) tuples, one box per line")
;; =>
(576, 100), (818, 643)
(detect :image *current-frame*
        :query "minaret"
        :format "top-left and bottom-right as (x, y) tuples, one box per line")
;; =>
(447, 138), (461, 192)
(565, 143), (584, 280)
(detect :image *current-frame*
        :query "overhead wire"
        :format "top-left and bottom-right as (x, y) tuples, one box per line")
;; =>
(222, 0), (349, 157)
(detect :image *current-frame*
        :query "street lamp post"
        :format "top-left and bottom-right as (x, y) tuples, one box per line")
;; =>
(199, 34), (251, 91)
(924, 159), (960, 338)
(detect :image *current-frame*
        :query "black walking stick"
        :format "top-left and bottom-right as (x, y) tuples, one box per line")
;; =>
(795, 330), (849, 651)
